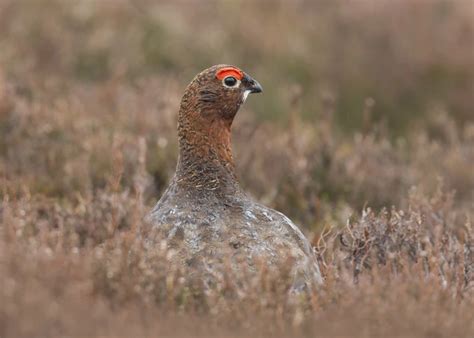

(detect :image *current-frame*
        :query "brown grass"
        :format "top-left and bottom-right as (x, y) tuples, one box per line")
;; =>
(1, 1), (473, 337)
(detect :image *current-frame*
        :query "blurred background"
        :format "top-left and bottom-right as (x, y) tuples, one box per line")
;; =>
(1, 2), (474, 336)
(0, 0), (473, 229)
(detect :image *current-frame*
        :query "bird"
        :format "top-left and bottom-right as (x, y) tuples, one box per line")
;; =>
(147, 65), (323, 288)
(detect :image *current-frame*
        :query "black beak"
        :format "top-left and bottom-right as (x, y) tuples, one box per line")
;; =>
(249, 79), (263, 93)
(244, 74), (263, 94)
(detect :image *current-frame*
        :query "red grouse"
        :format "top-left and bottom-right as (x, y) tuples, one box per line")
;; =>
(148, 65), (323, 288)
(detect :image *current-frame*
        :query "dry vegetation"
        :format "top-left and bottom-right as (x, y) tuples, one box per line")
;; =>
(1, 1), (473, 337)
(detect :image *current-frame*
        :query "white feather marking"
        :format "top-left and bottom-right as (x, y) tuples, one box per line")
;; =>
(242, 90), (251, 103)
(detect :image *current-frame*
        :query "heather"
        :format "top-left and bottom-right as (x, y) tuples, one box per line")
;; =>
(1, 1), (473, 337)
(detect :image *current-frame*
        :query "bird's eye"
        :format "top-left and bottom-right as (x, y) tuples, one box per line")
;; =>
(223, 76), (239, 88)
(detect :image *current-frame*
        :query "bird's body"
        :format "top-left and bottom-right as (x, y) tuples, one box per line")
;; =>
(147, 65), (323, 287)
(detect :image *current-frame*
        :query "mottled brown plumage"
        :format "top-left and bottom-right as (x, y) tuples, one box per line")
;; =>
(147, 65), (323, 288)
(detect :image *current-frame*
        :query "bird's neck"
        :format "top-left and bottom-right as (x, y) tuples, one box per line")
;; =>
(175, 111), (240, 194)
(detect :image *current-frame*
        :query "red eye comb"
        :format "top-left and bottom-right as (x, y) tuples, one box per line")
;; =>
(216, 67), (243, 80)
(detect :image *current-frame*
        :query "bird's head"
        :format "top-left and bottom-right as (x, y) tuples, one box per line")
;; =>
(179, 64), (263, 127)
(177, 65), (262, 168)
